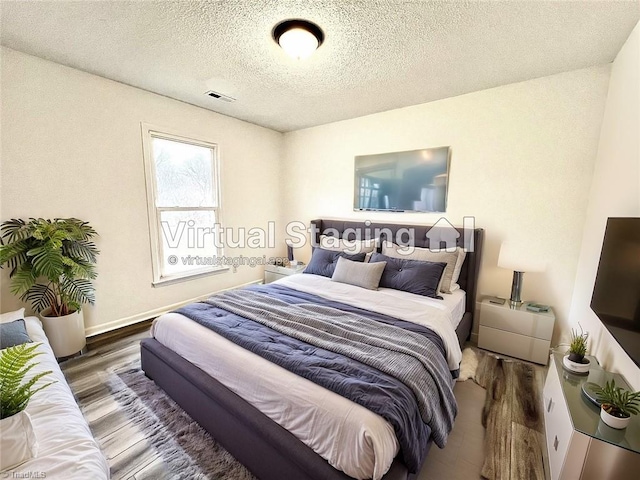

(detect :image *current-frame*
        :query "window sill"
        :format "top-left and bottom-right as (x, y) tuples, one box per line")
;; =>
(152, 266), (230, 288)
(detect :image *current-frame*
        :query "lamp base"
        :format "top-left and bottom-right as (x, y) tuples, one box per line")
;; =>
(509, 271), (524, 307)
(509, 299), (523, 309)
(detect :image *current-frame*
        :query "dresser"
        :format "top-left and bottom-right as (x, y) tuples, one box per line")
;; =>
(477, 298), (555, 364)
(543, 352), (640, 480)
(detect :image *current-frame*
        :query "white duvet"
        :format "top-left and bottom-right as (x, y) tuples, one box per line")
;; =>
(2, 317), (110, 479)
(152, 274), (463, 480)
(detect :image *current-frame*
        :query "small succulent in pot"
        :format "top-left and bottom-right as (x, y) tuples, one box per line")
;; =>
(568, 324), (589, 363)
(594, 379), (640, 429)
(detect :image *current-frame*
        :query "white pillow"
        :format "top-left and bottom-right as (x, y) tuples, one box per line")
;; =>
(0, 308), (26, 324)
(319, 235), (378, 255)
(431, 247), (466, 291)
(381, 242), (459, 293)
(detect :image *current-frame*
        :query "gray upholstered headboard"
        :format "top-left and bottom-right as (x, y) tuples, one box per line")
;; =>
(310, 219), (484, 317)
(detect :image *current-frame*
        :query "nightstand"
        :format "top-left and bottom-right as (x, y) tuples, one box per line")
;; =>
(477, 298), (555, 364)
(264, 263), (306, 284)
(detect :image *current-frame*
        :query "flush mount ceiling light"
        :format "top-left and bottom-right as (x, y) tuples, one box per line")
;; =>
(272, 19), (324, 60)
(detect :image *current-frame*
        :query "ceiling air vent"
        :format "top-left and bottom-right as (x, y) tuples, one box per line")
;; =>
(205, 90), (236, 103)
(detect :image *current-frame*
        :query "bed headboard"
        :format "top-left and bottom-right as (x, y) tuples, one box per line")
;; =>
(310, 219), (484, 316)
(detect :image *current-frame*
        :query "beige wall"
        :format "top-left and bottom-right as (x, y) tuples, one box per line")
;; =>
(0, 48), (284, 335)
(567, 22), (640, 390)
(282, 66), (611, 343)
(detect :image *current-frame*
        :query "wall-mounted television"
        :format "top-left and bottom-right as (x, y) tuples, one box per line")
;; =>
(354, 146), (450, 213)
(590, 217), (640, 367)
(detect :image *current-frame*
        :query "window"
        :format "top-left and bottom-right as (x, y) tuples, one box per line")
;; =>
(142, 124), (225, 285)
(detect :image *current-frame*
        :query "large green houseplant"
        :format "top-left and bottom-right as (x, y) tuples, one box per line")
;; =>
(0, 343), (55, 470)
(0, 218), (99, 357)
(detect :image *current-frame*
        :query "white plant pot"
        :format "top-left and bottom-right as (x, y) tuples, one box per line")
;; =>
(562, 355), (591, 374)
(600, 406), (631, 430)
(0, 411), (38, 470)
(40, 308), (86, 358)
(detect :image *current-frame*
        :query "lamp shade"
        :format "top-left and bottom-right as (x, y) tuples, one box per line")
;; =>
(498, 242), (546, 273)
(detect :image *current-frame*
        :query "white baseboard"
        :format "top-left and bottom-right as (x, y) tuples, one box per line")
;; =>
(85, 279), (263, 337)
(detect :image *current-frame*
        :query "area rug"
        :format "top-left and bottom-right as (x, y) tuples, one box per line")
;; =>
(459, 348), (546, 480)
(105, 361), (255, 480)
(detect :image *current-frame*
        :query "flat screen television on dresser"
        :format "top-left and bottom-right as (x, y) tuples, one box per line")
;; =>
(591, 217), (640, 367)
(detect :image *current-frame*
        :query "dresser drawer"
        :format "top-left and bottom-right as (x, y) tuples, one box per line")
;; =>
(479, 302), (554, 340)
(478, 325), (550, 364)
(543, 357), (575, 480)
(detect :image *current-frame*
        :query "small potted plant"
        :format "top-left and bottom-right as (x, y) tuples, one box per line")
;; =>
(563, 324), (590, 373)
(568, 325), (589, 363)
(594, 379), (640, 430)
(0, 218), (99, 358)
(0, 343), (55, 470)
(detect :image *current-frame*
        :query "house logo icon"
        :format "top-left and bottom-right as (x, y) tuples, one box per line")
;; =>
(425, 216), (475, 252)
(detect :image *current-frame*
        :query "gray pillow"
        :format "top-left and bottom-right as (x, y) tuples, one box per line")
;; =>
(331, 257), (386, 290)
(0, 319), (32, 349)
(303, 247), (367, 278)
(370, 252), (446, 299)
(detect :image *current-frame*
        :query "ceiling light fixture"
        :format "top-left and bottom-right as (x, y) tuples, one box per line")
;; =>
(272, 19), (324, 60)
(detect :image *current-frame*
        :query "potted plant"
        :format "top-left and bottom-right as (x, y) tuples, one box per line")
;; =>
(594, 379), (640, 430)
(568, 325), (589, 363)
(562, 324), (590, 374)
(0, 218), (99, 357)
(0, 343), (55, 470)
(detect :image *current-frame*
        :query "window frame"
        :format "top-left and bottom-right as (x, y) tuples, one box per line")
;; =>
(141, 123), (227, 286)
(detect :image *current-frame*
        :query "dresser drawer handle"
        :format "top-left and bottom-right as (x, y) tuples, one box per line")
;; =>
(554, 435), (559, 451)
(547, 398), (553, 413)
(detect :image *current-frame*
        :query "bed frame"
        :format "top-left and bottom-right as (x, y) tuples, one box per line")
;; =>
(141, 220), (484, 480)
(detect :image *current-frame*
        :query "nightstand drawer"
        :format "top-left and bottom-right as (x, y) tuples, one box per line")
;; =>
(479, 302), (554, 340)
(264, 264), (305, 284)
(264, 271), (284, 284)
(478, 325), (551, 364)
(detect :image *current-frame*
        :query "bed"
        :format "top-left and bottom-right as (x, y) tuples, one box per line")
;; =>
(141, 220), (484, 480)
(3, 316), (110, 479)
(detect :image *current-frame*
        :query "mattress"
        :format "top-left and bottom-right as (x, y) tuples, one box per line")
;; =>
(151, 274), (463, 480)
(5, 317), (110, 479)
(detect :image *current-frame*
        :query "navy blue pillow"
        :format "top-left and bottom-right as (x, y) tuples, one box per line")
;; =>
(1, 319), (32, 349)
(304, 247), (367, 278)
(370, 252), (446, 299)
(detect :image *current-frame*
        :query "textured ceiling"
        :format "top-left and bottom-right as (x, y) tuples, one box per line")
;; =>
(1, 1), (639, 132)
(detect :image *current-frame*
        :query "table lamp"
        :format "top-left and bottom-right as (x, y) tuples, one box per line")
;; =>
(498, 242), (546, 307)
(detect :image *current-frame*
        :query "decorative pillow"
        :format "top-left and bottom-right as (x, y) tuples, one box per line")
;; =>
(331, 257), (386, 290)
(0, 319), (32, 349)
(319, 235), (378, 257)
(370, 253), (446, 299)
(304, 247), (367, 278)
(0, 308), (26, 324)
(382, 242), (459, 293)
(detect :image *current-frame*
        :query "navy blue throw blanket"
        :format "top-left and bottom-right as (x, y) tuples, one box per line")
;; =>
(175, 284), (457, 473)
